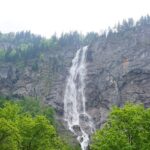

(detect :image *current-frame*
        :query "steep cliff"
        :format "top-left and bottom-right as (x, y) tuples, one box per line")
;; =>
(0, 43), (78, 113)
(85, 19), (150, 128)
(0, 16), (150, 132)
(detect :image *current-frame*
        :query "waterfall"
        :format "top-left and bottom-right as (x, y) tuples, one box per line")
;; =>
(64, 46), (95, 150)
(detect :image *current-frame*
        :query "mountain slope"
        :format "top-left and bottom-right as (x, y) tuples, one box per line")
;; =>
(0, 16), (150, 131)
(85, 16), (150, 128)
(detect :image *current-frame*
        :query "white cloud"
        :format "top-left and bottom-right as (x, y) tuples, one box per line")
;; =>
(0, 0), (150, 37)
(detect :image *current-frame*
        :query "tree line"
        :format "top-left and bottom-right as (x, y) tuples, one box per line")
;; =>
(0, 15), (150, 63)
(0, 31), (99, 63)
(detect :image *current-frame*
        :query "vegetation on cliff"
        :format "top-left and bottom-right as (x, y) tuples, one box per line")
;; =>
(0, 15), (150, 65)
(91, 103), (150, 150)
(0, 31), (98, 63)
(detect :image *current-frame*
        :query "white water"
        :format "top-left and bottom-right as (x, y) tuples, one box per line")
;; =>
(64, 46), (95, 150)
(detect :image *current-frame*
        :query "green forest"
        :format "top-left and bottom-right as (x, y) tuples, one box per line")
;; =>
(0, 31), (98, 63)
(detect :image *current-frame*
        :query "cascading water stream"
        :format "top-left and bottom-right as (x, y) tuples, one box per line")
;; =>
(64, 46), (95, 150)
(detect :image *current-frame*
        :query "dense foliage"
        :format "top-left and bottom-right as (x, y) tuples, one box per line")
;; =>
(0, 31), (98, 63)
(0, 98), (76, 150)
(90, 103), (150, 150)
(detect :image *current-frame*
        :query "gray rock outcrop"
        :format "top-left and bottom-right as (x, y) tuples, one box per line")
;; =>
(85, 25), (150, 128)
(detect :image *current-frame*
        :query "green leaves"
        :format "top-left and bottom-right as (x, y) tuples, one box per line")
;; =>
(0, 102), (20, 121)
(0, 118), (21, 150)
(0, 101), (66, 150)
(91, 103), (150, 150)
(17, 115), (60, 150)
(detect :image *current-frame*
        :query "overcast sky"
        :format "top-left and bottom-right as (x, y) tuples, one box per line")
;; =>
(0, 0), (150, 37)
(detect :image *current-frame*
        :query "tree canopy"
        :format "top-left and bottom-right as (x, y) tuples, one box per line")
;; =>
(90, 103), (150, 150)
(0, 98), (74, 150)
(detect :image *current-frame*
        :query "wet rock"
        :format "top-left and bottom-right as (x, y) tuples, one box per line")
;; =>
(72, 125), (82, 136)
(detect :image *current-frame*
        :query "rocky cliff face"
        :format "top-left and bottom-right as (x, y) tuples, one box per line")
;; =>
(0, 45), (78, 114)
(0, 20), (150, 132)
(85, 25), (150, 128)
